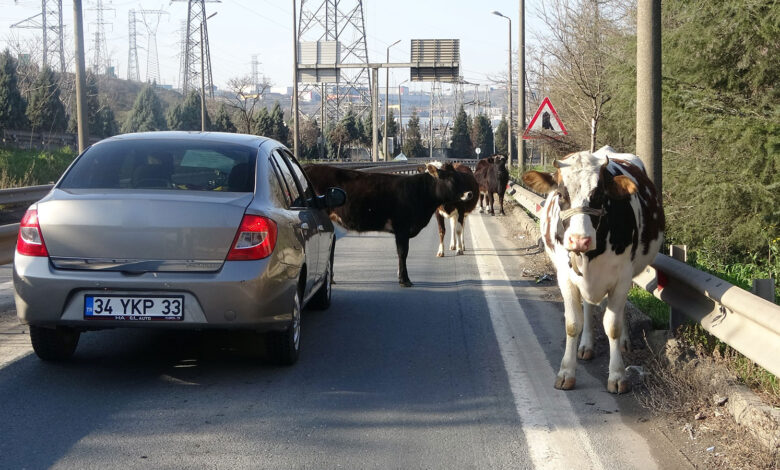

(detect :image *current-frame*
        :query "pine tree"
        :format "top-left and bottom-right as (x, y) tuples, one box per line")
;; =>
(253, 107), (272, 137)
(269, 102), (289, 145)
(122, 84), (167, 133)
(494, 115), (508, 156)
(0, 49), (27, 130)
(93, 101), (119, 138)
(168, 91), (209, 131)
(26, 67), (67, 132)
(449, 105), (472, 158)
(402, 111), (426, 159)
(386, 109), (399, 156)
(471, 114), (494, 158)
(213, 104), (237, 133)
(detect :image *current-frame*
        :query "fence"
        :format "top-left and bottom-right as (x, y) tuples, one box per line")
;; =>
(510, 182), (780, 377)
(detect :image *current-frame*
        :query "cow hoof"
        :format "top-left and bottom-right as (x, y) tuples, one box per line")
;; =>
(479, 208), (484, 214)
(399, 280), (414, 288)
(577, 347), (594, 361)
(500, 211), (506, 216)
(456, 249), (464, 255)
(436, 251), (444, 258)
(554, 375), (576, 390)
(607, 378), (630, 394)
(489, 212), (495, 216)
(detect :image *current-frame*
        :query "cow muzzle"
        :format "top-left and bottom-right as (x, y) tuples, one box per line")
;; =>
(460, 191), (474, 201)
(567, 235), (592, 252)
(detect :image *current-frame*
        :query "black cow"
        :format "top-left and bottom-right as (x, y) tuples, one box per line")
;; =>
(475, 155), (509, 215)
(434, 163), (479, 256)
(304, 163), (474, 287)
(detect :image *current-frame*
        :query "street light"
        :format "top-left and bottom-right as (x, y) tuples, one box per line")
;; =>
(398, 78), (408, 151)
(384, 39), (401, 160)
(491, 10), (512, 168)
(200, 11), (218, 132)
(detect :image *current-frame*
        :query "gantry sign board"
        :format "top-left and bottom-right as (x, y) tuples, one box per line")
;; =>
(522, 96), (568, 139)
(410, 39), (460, 83)
(298, 41), (340, 83)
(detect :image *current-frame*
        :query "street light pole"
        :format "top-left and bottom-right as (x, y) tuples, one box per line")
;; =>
(384, 39), (401, 161)
(518, 0), (525, 173)
(292, 0), (300, 158)
(492, 11), (512, 168)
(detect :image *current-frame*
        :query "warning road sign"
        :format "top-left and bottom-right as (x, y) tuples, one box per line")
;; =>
(522, 97), (567, 139)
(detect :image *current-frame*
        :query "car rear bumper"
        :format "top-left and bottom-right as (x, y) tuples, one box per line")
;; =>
(14, 253), (300, 331)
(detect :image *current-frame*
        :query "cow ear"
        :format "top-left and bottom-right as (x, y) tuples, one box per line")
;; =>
(601, 170), (637, 200)
(522, 171), (557, 194)
(608, 175), (638, 198)
(426, 163), (439, 178)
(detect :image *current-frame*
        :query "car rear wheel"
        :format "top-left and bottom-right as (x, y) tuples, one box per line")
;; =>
(265, 290), (301, 365)
(307, 259), (332, 310)
(29, 326), (80, 361)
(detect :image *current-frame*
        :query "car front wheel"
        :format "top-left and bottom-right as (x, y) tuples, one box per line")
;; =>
(29, 326), (80, 361)
(265, 290), (301, 366)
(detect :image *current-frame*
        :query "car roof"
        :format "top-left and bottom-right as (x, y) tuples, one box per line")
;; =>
(96, 131), (278, 148)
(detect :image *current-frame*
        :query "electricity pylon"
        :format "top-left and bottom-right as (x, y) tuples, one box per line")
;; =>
(10, 0), (66, 73)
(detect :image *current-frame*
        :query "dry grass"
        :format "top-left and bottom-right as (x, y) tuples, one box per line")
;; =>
(635, 332), (779, 469)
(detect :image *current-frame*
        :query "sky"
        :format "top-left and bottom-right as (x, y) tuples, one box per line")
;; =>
(0, 0), (545, 93)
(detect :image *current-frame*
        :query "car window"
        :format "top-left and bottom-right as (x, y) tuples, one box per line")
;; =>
(59, 139), (256, 192)
(270, 151), (304, 207)
(280, 150), (316, 200)
(268, 158), (292, 207)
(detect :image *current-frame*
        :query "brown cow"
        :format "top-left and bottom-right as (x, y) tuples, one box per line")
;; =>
(304, 163), (474, 287)
(475, 155), (509, 216)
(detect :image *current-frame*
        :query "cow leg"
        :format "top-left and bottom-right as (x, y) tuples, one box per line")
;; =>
(448, 214), (458, 251)
(455, 212), (466, 254)
(556, 278), (583, 390)
(478, 193), (485, 213)
(395, 234), (413, 287)
(488, 192), (495, 216)
(604, 279), (632, 394)
(578, 302), (596, 360)
(436, 212), (446, 257)
(498, 192), (506, 216)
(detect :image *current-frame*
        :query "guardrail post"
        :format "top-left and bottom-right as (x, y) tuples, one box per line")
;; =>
(669, 244), (687, 330)
(751, 279), (775, 303)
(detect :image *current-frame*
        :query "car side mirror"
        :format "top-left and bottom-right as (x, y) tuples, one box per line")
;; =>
(323, 187), (347, 208)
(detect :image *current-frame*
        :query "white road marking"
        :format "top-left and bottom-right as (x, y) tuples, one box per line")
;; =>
(469, 214), (606, 470)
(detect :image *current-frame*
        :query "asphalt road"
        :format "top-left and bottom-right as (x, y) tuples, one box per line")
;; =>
(0, 214), (692, 469)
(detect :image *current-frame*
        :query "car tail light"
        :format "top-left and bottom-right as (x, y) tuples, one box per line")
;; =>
(226, 215), (277, 261)
(17, 208), (49, 257)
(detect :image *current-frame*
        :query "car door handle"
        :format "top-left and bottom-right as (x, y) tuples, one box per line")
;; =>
(300, 223), (310, 230)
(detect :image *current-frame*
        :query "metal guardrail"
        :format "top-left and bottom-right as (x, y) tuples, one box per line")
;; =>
(509, 182), (780, 377)
(0, 185), (54, 206)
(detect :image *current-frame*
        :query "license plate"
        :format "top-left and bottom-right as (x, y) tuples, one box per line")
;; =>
(84, 295), (184, 321)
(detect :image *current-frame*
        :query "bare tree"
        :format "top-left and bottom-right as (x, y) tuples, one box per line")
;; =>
(224, 75), (270, 134)
(536, 0), (621, 152)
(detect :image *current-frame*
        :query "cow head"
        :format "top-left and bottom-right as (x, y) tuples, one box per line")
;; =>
(427, 162), (474, 203)
(522, 151), (637, 253)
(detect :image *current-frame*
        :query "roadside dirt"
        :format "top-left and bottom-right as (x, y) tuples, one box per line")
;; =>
(495, 200), (779, 470)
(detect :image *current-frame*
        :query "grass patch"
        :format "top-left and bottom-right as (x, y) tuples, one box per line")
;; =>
(0, 146), (77, 189)
(678, 324), (780, 404)
(628, 286), (669, 329)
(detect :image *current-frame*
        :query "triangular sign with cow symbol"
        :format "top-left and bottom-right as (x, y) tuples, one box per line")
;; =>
(522, 97), (567, 139)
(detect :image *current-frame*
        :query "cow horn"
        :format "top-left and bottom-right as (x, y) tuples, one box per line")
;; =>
(553, 160), (569, 169)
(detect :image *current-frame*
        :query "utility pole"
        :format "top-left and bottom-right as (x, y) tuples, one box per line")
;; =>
(429, 83), (434, 159)
(200, 23), (206, 131)
(292, 0), (299, 158)
(518, 0), (526, 173)
(371, 67), (379, 162)
(384, 40), (401, 160)
(73, 0), (89, 153)
(637, 0), (662, 192)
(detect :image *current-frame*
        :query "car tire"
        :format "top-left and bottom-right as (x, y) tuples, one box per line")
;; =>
(307, 259), (332, 310)
(265, 290), (301, 366)
(29, 326), (80, 361)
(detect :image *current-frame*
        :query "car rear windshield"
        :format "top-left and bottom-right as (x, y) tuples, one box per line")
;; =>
(59, 139), (257, 192)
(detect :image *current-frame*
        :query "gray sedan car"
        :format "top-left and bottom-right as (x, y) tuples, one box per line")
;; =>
(14, 132), (345, 365)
